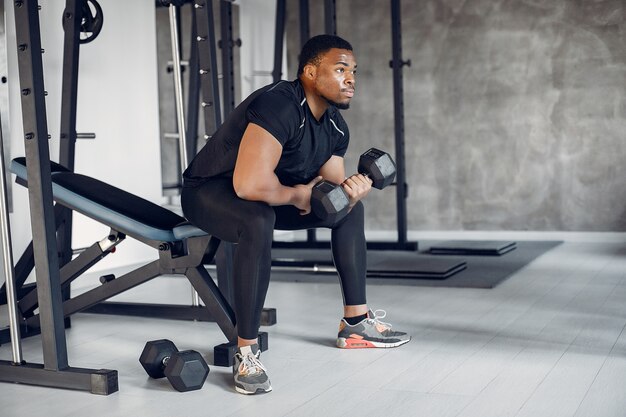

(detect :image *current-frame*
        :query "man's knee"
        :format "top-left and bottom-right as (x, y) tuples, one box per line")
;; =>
(239, 202), (276, 240)
(331, 200), (364, 229)
(349, 201), (365, 218)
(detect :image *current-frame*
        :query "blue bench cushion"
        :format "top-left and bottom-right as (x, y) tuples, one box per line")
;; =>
(52, 172), (185, 231)
(11, 158), (208, 243)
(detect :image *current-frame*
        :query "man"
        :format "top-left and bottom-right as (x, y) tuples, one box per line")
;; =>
(182, 34), (410, 395)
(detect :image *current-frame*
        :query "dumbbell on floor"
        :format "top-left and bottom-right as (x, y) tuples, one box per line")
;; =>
(139, 339), (209, 392)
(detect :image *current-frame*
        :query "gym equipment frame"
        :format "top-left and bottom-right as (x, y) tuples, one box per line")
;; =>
(0, 0), (117, 394)
(0, 0), (256, 335)
(0, 0), (98, 345)
(0, 0), (257, 395)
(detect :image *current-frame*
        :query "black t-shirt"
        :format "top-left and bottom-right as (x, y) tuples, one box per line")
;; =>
(183, 79), (350, 187)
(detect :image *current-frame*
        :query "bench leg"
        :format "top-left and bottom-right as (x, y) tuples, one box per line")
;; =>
(185, 266), (237, 343)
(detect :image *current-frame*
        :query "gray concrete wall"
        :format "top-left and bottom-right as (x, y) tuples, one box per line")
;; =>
(286, 0), (626, 232)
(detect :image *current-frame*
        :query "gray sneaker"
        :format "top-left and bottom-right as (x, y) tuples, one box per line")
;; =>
(337, 309), (411, 349)
(233, 344), (272, 395)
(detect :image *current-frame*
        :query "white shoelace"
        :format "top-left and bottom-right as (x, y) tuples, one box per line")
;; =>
(367, 309), (392, 330)
(238, 351), (267, 376)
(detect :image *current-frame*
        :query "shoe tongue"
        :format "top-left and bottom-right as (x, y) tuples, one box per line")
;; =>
(239, 344), (259, 356)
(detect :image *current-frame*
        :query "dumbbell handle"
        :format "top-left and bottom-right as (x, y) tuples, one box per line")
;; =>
(357, 171), (395, 185)
(161, 355), (172, 367)
(351, 170), (389, 190)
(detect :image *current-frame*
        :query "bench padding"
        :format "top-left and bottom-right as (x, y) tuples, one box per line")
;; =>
(11, 157), (207, 242)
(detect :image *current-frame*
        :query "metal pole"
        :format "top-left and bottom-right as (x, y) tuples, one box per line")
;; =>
(219, 0), (235, 115)
(272, 0), (285, 83)
(15, 0), (69, 371)
(324, 0), (336, 35)
(194, 0), (222, 133)
(168, 4), (189, 174)
(59, 0), (80, 171)
(57, 0), (83, 310)
(390, 0), (408, 245)
(185, 12), (200, 158)
(299, 0), (309, 46)
(169, 4), (199, 306)
(0, 117), (23, 364)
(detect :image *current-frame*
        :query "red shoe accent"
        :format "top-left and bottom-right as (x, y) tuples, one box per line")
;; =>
(343, 336), (377, 349)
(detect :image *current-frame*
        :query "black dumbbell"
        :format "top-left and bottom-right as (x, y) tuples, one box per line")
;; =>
(358, 148), (397, 189)
(139, 339), (209, 392)
(310, 179), (350, 223)
(310, 148), (396, 223)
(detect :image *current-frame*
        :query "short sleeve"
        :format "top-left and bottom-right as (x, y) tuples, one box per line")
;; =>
(246, 89), (302, 147)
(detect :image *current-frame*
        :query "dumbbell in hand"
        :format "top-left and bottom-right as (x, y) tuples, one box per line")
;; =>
(310, 179), (350, 223)
(309, 148), (396, 223)
(357, 148), (396, 189)
(139, 339), (209, 392)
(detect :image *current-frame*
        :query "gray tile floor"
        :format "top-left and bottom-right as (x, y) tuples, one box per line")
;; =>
(0, 238), (625, 417)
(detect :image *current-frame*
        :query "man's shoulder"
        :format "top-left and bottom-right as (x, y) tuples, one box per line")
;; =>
(260, 79), (303, 101)
(249, 80), (304, 117)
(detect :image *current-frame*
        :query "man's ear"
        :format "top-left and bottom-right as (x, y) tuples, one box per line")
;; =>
(303, 63), (317, 80)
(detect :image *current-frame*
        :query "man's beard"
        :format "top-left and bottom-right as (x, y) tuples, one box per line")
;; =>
(323, 96), (350, 110)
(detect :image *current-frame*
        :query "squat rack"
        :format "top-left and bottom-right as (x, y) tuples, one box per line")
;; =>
(0, 0), (117, 394)
(0, 0), (253, 393)
(0, 0), (239, 336)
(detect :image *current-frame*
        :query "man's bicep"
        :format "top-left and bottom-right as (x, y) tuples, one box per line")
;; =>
(233, 123), (283, 191)
(318, 155), (346, 185)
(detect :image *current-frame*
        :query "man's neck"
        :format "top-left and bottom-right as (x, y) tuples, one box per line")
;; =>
(304, 92), (328, 121)
(298, 77), (327, 121)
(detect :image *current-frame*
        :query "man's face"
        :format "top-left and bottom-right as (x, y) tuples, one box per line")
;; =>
(313, 48), (357, 110)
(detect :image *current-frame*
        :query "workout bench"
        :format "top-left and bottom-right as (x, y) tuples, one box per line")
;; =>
(10, 157), (261, 366)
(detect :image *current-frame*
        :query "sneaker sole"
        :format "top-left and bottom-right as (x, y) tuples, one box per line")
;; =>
(235, 384), (273, 395)
(337, 336), (411, 349)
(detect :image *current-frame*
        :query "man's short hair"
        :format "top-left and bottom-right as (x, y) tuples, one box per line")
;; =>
(297, 34), (353, 77)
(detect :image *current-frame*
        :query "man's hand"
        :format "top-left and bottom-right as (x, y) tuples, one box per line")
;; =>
(293, 176), (323, 215)
(341, 173), (372, 208)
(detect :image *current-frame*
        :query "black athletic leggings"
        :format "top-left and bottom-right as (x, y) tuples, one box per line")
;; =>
(181, 177), (367, 340)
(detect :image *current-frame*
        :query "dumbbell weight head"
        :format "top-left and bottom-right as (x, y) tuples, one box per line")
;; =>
(139, 339), (210, 392)
(311, 179), (350, 223)
(139, 339), (178, 379)
(164, 350), (210, 392)
(358, 148), (397, 189)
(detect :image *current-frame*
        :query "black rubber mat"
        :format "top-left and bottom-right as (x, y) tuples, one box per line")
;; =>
(272, 248), (466, 280)
(428, 240), (517, 256)
(366, 253), (466, 279)
(271, 240), (562, 289)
